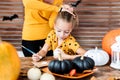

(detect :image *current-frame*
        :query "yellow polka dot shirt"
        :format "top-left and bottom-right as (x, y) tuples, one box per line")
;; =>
(45, 30), (81, 55)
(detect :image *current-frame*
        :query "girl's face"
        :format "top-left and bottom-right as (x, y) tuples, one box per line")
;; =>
(54, 18), (73, 40)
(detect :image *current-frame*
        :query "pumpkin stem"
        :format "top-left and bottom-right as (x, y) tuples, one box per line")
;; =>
(33, 65), (37, 68)
(80, 56), (84, 60)
(33, 65), (36, 68)
(58, 53), (63, 61)
(95, 47), (98, 52)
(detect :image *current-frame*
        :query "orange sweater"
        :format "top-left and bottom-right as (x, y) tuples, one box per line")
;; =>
(22, 0), (63, 40)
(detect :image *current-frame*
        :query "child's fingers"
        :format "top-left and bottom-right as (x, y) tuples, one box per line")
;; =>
(32, 57), (40, 62)
(32, 54), (40, 62)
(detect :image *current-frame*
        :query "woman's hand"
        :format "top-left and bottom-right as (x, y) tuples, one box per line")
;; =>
(61, 4), (76, 17)
(32, 54), (42, 62)
(43, 0), (54, 4)
(62, 4), (74, 12)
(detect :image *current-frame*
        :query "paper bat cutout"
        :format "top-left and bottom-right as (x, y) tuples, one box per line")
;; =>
(2, 14), (19, 21)
(71, 0), (82, 7)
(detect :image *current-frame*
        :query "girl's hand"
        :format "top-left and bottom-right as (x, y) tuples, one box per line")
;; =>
(32, 54), (42, 62)
(54, 48), (68, 59)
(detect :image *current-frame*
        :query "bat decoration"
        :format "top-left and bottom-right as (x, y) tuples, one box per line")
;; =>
(2, 14), (19, 21)
(71, 0), (82, 7)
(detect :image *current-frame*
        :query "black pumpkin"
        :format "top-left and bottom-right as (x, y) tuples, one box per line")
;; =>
(72, 56), (95, 73)
(48, 59), (73, 74)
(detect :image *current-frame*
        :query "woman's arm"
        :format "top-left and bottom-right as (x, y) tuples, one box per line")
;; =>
(22, 0), (62, 12)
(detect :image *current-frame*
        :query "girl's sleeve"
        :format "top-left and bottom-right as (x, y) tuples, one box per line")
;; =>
(22, 0), (61, 12)
(71, 41), (80, 53)
(45, 30), (54, 46)
(68, 37), (81, 53)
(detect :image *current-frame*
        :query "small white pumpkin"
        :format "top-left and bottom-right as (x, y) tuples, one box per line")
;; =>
(40, 73), (55, 80)
(27, 67), (41, 80)
(84, 47), (109, 66)
(53, 48), (63, 58)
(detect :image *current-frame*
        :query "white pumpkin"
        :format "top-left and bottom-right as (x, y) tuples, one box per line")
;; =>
(27, 67), (41, 80)
(84, 47), (109, 66)
(40, 73), (55, 80)
(53, 48), (64, 58)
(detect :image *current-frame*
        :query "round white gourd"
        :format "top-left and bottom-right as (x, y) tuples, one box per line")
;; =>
(53, 48), (60, 58)
(53, 48), (63, 58)
(27, 67), (41, 80)
(40, 73), (55, 80)
(84, 47), (109, 66)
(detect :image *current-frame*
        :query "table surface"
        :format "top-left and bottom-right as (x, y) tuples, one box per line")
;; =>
(18, 57), (120, 80)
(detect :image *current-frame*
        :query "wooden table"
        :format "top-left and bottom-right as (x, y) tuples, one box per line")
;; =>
(18, 57), (120, 80)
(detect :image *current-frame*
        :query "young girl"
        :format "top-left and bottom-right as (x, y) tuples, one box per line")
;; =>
(32, 11), (86, 62)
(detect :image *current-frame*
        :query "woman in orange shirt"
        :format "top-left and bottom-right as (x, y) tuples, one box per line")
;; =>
(22, 0), (73, 57)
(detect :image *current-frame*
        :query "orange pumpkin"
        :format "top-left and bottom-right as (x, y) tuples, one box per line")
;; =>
(0, 39), (21, 80)
(102, 29), (120, 55)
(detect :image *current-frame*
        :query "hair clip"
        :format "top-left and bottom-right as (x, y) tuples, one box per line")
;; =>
(68, 11), (76, 18)
(64, 10), (76, 18)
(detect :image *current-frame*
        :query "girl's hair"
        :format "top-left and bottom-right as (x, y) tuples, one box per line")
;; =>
(55, 11), (78, 28)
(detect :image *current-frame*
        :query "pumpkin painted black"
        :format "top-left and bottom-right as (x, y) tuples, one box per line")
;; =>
(48, 59), (73, 74)
(72, 56), (95, 73)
